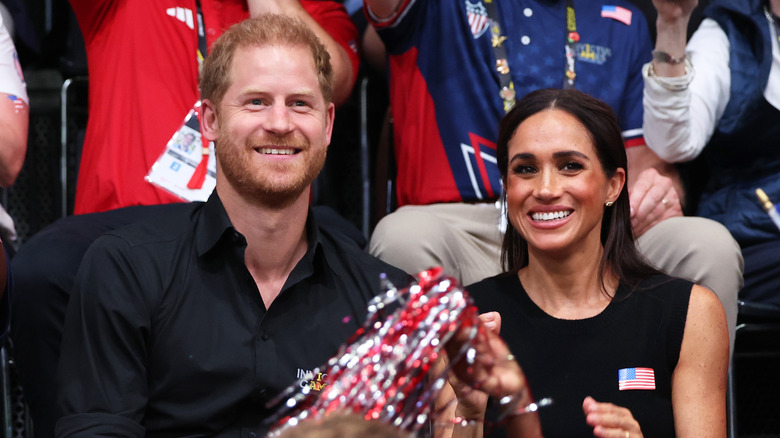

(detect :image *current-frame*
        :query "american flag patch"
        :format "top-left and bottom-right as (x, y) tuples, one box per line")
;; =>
(618, 367), (655, 390)
(466, 0), (490, 39)
(7, 95), (24, 111)
(601, 5), (632, 25)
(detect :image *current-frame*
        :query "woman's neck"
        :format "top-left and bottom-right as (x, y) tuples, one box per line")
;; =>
(519, 248), (618, 320)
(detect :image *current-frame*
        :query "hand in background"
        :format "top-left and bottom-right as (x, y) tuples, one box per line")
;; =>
(652, 0), (697, 23)
(628, 167), (683, 238)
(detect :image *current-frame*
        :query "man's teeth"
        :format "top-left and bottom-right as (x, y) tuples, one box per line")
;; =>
(531, 211), (571, 222)
(259, 148), (295, 155)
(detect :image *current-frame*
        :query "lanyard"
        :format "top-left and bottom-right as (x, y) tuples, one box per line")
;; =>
(483, 0), (579, 110)
(563, 0), (579, 89)
(187, 0), (211, 190)
(196, 0), (208, 67)
(483, 0), (517, 113)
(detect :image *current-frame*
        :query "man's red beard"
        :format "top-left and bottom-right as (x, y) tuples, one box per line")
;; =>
(216, 130), (325, 208)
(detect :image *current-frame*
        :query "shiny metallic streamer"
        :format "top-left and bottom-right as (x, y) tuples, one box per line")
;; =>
(264, 267), (480, 436)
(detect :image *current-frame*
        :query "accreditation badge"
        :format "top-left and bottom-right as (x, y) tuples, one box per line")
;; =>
(145, 101), (216, 202)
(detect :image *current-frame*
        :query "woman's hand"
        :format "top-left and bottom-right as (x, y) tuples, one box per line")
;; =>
(432, 314), (496, 437)
(583, 396), (644, 438)
(438, 311), (543, 438)
(446, 312), (507, 419)
(446, 312), (529, 401)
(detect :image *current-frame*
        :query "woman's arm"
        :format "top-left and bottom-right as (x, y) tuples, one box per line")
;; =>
(672, 284), (729, 437)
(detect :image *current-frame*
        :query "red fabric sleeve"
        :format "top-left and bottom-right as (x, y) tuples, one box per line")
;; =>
(302, 0), (360, 85)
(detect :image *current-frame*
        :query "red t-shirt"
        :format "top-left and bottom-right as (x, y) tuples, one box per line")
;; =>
(70, 0), (358, 214)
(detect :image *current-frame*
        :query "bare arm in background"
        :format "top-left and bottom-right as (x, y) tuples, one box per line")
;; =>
(248, 0), (357, 106)
(0, 92), (26, 187)
(363, 0), (404, 19)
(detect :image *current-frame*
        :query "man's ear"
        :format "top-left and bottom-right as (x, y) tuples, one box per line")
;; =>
(324, 101), (335, 146)
(200, 99), (219, 142)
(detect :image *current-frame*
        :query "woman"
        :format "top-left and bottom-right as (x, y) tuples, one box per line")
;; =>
(458, 89), (727, 438)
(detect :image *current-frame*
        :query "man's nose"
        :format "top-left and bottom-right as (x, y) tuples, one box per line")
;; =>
(263, 103), (293, 134)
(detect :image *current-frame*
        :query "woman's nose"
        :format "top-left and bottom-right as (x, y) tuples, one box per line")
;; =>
(535, 168), (560, 199)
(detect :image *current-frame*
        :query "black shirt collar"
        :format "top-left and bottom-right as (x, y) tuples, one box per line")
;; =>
(194, 191), (324, 268)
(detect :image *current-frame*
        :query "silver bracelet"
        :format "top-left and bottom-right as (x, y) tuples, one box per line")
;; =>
(645, 56), (695, 92)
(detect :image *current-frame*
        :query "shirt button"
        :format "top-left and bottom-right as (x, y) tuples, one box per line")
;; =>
(259, 389), (269, 398)
(524, 7), (533, 17)
(248, 433), (256, 438)
(261, 332), (270, 341)
(521, 35), (531, 45)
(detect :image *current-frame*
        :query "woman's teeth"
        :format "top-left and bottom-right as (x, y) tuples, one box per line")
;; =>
(531, 211), (571, 222)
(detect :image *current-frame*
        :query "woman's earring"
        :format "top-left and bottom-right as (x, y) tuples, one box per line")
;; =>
(605, 201), (614, 207)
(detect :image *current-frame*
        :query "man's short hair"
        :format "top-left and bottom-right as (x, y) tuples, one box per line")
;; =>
(199, 14), (334, 109)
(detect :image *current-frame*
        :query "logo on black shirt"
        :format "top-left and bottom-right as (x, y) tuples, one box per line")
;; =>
(297, 368), (328, 391)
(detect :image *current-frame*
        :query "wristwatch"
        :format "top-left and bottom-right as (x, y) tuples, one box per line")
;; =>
(652, 50), (686, 64)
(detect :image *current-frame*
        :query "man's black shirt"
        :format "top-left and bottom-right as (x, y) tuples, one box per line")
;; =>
(56, 193), (409, 437)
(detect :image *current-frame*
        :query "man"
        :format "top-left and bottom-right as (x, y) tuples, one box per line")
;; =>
(12, 2), (361, 437)
(69, 0), (358, 214)
(55, 14), (407, 437)
(363, 0), (743, 353)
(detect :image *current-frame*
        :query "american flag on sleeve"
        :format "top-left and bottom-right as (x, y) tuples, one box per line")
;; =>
(601, 5), (633, 25)
(618, 367), (656, 390)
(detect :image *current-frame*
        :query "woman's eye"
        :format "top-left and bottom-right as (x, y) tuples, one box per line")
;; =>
(513, 164), (536, 175)
(562, 161), (584, 171)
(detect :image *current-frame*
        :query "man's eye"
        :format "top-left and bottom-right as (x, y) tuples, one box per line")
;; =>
(249, 99), (263, 106)
(292, 100), (307, 107)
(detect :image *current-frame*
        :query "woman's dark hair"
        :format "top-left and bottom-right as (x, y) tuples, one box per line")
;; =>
(496, 88), (660, 290)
